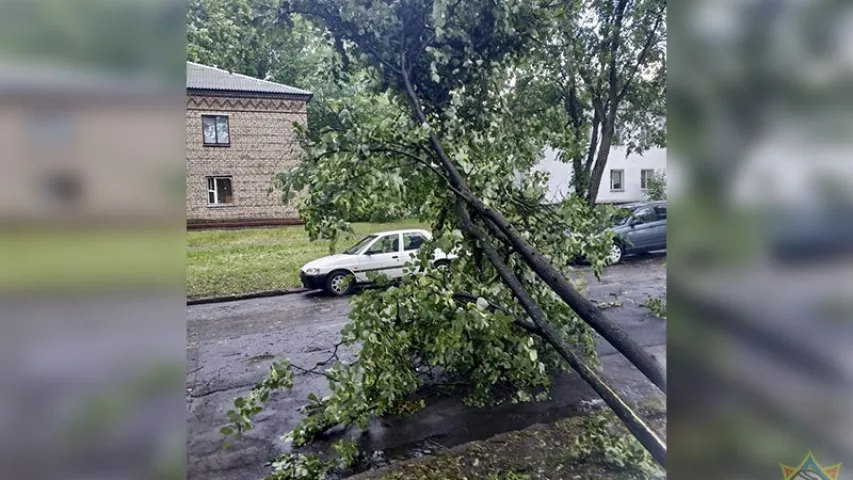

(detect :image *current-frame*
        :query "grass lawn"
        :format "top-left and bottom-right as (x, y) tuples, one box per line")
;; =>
(187, 220), (427, 300)
(0, 229), (185, 293)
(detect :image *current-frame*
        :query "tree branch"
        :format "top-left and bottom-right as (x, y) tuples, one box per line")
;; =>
(451, 291), (540, 334)
(455, 199), (666, 467)
(616, 3), (665, 102)
(606, 0), (630, 118)
(399, 52), (665, 394)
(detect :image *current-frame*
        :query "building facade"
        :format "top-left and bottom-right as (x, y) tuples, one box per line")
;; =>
(186, 62), (312, 225)
(535, 145), (667, 204)
(0, 62), (182, 226)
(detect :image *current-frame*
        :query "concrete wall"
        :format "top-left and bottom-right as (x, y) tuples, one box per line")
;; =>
(186, 93), (307, 223)
(534, 146), (667, 204)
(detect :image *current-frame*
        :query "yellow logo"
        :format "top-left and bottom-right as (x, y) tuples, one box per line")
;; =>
(781, 452), (841, 480)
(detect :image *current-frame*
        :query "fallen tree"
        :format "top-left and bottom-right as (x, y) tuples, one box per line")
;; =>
(223, 0), (667, 477)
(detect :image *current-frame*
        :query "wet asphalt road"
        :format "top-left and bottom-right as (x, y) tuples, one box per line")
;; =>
(187, 253), (667, 480)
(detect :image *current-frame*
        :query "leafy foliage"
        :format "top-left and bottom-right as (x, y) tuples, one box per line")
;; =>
(575, 412), (663, 477)
(644, 171), (667, 201)
(221, 360), (294, 447)
(512, 0), (666, 204)
(217, 0), (667, 476)
(643, 295), (666, 320)
(0, 0), (184, 80)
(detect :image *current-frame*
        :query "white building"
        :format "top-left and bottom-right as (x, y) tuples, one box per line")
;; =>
(534, 146), (666, 204)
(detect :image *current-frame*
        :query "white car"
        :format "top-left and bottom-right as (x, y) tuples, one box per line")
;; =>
(300, 229), (454, 295)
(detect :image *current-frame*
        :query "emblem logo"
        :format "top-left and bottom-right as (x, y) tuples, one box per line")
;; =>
(781, 452), (841, 480)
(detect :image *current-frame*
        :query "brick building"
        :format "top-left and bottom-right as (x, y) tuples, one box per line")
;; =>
(0, 62), (182, 227)
(186, 62), (312, 225)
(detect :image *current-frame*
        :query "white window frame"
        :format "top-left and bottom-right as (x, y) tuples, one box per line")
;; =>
(640, 169), (655, 190)
(207, 176), (234, 206)
(610, 169), (625, 192)
(202, 114), (230, 146)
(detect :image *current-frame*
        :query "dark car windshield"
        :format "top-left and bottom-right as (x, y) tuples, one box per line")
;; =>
(344, 235), (377, 255)
(611, 208), (635, 226)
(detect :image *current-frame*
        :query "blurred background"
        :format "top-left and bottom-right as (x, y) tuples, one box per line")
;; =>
(669, 0), (853, 478)
(0, 0), (187, 479)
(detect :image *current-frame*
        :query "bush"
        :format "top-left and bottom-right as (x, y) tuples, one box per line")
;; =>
(644, 171), (667, 201)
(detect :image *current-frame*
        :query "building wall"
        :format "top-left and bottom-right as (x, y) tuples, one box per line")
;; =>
(535, 146), (667, 204)
(185, 94), (308, 223)
(0, 99), (182, 224)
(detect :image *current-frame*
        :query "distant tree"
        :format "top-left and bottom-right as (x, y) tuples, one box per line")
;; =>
(0, 0), (185, 80)
(645, 170), (667, 201)
(510, 0), (666, 206)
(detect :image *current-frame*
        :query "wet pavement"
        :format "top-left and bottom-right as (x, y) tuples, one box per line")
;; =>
(187, 253), (667, 480)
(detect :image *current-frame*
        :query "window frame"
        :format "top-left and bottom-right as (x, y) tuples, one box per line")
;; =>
(610, 169), (625, 192)
(640, 169), (655, 190)
(402, 232), (427, 251)
(365, 234), (401, 255)
(201, 114), (231, 146)
(206, 176), (234, 206)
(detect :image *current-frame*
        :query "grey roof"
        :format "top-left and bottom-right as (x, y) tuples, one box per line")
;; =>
(186, 62), (312, 97)
(0, 60), (175, 100)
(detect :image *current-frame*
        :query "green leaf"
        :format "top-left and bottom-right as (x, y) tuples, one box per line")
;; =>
(476, 297), (489, 310)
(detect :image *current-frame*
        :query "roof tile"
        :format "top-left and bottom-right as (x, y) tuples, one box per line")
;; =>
(186, 62), (312, 97)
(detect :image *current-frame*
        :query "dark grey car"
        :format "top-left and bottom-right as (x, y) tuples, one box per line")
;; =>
(606, 201), (667, 264)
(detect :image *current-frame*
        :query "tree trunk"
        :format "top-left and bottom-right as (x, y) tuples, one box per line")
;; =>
(574, 111), (601, 199)
(584, 118), (615, 206)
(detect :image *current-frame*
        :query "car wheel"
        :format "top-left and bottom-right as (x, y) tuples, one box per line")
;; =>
(607, 242), (625, 265)
(325, 270), (355, 296)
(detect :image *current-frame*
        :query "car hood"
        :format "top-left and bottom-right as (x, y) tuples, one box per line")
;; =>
(302, 254), (354, 271)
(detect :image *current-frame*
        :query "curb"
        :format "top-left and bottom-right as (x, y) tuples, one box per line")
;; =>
(187, 288), (309, 306)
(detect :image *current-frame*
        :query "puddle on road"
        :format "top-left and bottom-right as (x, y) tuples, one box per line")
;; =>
(312, 392), (618, 479)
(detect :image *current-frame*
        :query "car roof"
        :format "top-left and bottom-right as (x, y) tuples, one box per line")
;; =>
(368, 228), (429, 236)
(616, 201), (666, 210)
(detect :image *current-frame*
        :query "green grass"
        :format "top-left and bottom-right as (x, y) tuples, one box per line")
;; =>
(187, 220), (427, 300)
(0, 229), (185, 293)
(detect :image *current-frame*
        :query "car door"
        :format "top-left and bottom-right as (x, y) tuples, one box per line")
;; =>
(652, 205), (667, 249)
(401, 232), (427, 273)
(356, 233), (404, 282)
(624, 206), (660, 251)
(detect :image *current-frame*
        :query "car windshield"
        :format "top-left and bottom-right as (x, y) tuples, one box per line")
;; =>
(343, 235), (377, 255)
(611, 208), (635, 226)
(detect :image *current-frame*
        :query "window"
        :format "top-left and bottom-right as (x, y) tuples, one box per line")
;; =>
(344, 235), (377, 255)
(610, 169), (624, 191)
(403, 233), (426, 251)
(202, 115), (230, 145)
(207, 177), (233, 205)
(640, 169), (655, 190)
(653, 205), (667, 219)
(366, 235), (400, 254)
(633, 206), (657, 224)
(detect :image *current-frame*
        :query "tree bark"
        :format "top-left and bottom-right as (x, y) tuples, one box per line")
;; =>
(584, 118), (615, 206)
(576, 110), (601, 196)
